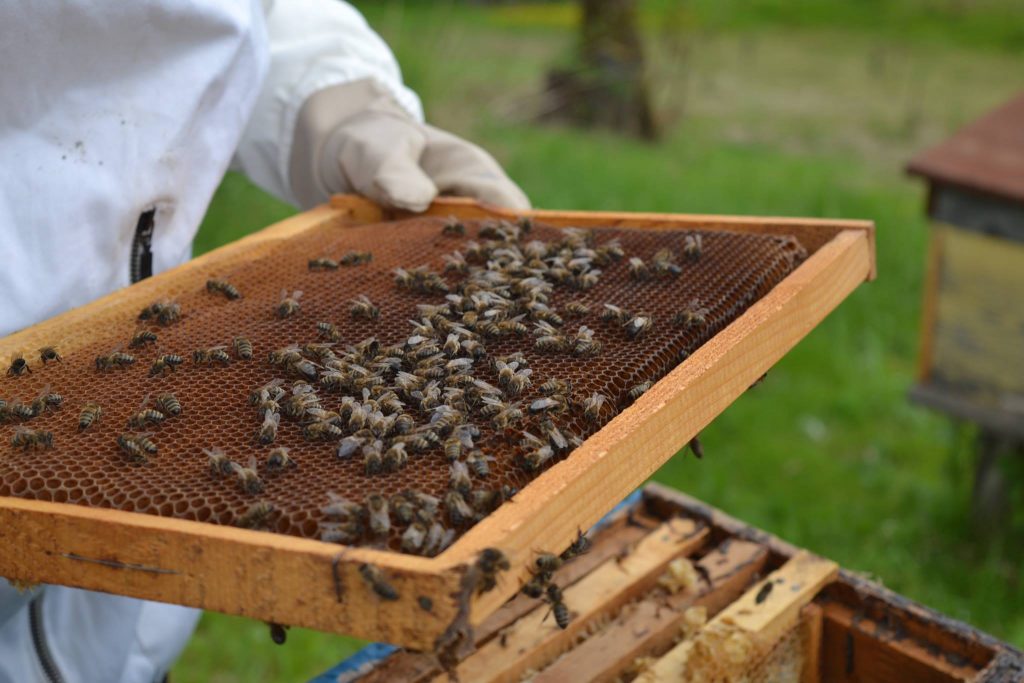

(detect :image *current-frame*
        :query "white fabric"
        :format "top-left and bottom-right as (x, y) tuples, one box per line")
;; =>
(0, 0), (420, 338)
(232, 0), (424, 205)
(0, 1), (419, 680)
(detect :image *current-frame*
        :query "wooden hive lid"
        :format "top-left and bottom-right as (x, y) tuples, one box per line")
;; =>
(907, 92), (1024, 204)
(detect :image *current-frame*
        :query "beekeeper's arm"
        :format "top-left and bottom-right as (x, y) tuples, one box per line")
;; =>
(234, 0), (530, 212)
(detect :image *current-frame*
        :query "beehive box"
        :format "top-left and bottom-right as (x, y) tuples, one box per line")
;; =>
(336, 484), (1024, 683)
(0, 196), (874, 650)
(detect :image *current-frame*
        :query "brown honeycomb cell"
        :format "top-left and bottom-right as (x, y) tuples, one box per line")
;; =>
(0, 217), (804, 552)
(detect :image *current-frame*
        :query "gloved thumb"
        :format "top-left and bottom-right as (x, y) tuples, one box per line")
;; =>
(421, 125), (531, 210)
(334, 111), (439, 213)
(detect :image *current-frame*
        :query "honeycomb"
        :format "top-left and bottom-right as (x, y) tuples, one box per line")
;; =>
(0, 217), (805, 552)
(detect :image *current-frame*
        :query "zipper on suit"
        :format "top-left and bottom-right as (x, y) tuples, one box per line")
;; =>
(29, 592), (66, 683)
(130, 208), (157, 283)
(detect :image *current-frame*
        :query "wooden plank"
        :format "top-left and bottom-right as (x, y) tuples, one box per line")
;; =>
(0, 497), (459, 651)
(357, 511), (656, 683)
(639, 552), (837, 681)
(448, 228), (871, 626)
(443, 518), (709, 683)
(820, 601), (977, 683)
(800, 603), (823, 683)
(0, 196), (873, 649)
(533, 539), (768, 683)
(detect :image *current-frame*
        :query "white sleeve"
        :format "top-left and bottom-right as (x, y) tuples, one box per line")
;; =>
(232, 0), (423, 205)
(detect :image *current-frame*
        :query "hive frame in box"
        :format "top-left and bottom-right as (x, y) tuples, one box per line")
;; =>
(0, 195), (875, 650)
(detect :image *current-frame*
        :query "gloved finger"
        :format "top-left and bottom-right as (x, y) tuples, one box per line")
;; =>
(336, 112), (439, 212)
(421, 125), (531, 210)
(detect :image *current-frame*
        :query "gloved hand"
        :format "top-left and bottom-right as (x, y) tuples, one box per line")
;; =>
(289, 78), (530, 212)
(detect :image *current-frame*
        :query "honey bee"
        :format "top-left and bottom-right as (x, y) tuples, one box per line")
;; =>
(193, 346), (231, 365)
(78, 402), (103, 431)
(117, 432), (157, 464)
(308, 257), (339, 271)
(545, 583), (571, 629)
(30, 385), (62, 416)
(321, 491), (365, 521)
(520, 441), (554, 472)
(4, 400), (34, 421)
(236, 501), (276, 530)
(571, 326), (602, 357)
(276, 289), (303, 319)
(205, 447), (233, 478)
(484, 398), (523, 429)
(366, 494), (391, 536)
(127, 396), (166, 430)
(466, 450), (495, 478)
(522, 573), (548, 599)
(624, 313), (653, 340)
(530, 395), (569, 415)
(401, 522), (428, 554)
(148, 354), (184, 376)
(151, 393), (180, 418)
(595, 239), (625, 263)
(442, 217), (466, 236)
(673, 298), (709, 329)
(476, 548), (511, 595)
(535, 552), (563, 575)
(444, 490), (474, 526)
(233, 337), (253, 360)
(600, 304), (631, 325)
(628, 380), (653, 401)
(349, 295), (379, 320)
(449, 460), (472, 495)
(11, 427), (53, 451)
(442, 251), (468, 274)
(316, 321), (342, 342)
(129, 330), (158, 348)
(383, 441), (409, 472)
(583, 392), (610, 422)
(424, 522), (456, 557)
(231, 456), (264, 495)
(302, 419), (343, 441)
(539, 419), (571, 452)
(534, 333), (567, 353)
(363, 440), (384, 475)
(651, 248), (682, 276)
(359, 563), (398, 601)
(139, 300), (181, 326)
(96, 351), (135, 372)
(340, 251), (372, 266)
(560, 528), (592, 561)
(266, 446), (297, 471)
(206, 278), (242, 300)
(320, 517), (365, 544)
(461, 339), (486, 359)
(38, 346), (63, 364)
(390, 494), (415, 525)
(627, 257), (650, 281)
(683, 233), (703, 261)
(256, 412), (280, 445)
(564, 301), (590, 317)
(250, 379), (286, 406)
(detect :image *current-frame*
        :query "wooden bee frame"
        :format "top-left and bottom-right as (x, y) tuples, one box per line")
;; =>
(0, 196), (874, 650)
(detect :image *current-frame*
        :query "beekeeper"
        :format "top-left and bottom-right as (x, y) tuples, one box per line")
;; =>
(0, 1), (528, 680)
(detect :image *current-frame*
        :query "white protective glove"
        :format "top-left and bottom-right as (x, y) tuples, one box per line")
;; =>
(289, 78), (530, 212)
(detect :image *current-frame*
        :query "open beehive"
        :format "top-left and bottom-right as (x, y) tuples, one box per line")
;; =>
(0, 196), (874, 650)
(339, 484), (1024, 683)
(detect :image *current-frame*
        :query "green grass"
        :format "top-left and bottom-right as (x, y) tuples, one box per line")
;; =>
(175, 3), (1023, 680)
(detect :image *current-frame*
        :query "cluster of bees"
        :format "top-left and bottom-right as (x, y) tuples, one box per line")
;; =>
(3, 348), (65, 449)
(2, 214), (717, 617)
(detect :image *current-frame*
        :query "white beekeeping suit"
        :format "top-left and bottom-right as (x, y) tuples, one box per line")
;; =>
(0, 1), (527, 680)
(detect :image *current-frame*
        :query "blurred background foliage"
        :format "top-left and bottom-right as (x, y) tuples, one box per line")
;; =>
(178, 1), (1023, 680)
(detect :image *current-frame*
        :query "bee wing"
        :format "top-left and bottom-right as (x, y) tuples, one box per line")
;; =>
(292, 290), (303, 299)
(248, 455), (259, 470)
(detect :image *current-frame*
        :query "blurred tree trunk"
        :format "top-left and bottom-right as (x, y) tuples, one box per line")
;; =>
(540, 0), (659, 140)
